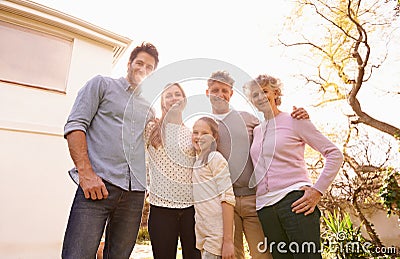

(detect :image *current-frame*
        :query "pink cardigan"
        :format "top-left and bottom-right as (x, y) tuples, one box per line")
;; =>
(250, 112), (343, 198)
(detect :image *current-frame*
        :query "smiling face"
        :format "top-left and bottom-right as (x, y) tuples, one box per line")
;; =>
(192, 119), (217, 155)
(206, 81), (233, 114)
(161, 84), (186, 113)
(248, 83), (278, 114)
(126, 51), (156, 87)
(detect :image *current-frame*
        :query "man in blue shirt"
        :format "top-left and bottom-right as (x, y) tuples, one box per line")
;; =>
(62, 42), (159, 259)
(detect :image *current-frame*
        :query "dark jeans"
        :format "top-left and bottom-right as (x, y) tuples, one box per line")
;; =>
(62, 181), (145, 259)
(257, 191), (322, 259)
(148, 205), (201, 259)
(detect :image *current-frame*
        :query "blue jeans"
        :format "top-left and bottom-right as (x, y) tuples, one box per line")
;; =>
(62, 181), (145, 259)
(257, 190), (322, 259)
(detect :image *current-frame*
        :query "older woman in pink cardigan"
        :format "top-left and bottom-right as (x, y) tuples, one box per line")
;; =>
(243, 75), (343, 259)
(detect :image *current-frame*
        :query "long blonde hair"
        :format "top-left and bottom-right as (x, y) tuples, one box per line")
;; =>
(148, 83), (186, 149)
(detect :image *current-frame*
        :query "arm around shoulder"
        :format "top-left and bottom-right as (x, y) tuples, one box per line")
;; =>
(239, 110), (260, 128)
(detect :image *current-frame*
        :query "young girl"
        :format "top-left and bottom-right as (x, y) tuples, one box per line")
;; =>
(191, 117), (236, 259)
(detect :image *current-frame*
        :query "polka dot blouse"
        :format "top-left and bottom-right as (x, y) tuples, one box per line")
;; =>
(145, 121), (196, 208)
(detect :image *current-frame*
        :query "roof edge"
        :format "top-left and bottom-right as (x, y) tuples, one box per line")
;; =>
(0, 0), (132, 65)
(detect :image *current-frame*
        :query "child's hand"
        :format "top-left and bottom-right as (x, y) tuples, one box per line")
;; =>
(221, 240), (235, 259)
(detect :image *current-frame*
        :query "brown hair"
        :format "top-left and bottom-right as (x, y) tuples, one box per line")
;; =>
(129, 42), (159, 69)
(148, 83), (186, 149)
(195, 117), (220, 166)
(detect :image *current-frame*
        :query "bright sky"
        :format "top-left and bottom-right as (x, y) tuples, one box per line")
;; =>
(33, 0), (400, 128)
(32, 0), (291, 71)
(32, 0), (300, 110)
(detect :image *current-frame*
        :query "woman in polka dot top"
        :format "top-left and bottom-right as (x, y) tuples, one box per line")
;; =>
(144, 83), (200, 259)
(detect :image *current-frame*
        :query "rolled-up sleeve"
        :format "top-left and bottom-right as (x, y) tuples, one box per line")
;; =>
(208, 152), (236, 207)
(64, 75), (104, 138)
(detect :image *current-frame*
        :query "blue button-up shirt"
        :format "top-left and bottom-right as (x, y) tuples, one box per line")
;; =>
(64, 75), (154, 191)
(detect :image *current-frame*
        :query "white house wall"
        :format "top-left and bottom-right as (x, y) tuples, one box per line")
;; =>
(0, 38), (115, 257)
(0, 1), (131, 257)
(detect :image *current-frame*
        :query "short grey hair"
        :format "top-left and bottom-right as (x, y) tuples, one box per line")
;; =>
(207, 70), (235, 88)
(243, 74), (283, 106)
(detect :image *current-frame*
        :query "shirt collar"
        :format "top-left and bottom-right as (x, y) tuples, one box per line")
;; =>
(120, 77), (141, 96)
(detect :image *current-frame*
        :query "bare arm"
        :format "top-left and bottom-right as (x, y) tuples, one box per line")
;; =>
(221, 202), (235, 259)
(67, 130), (108, 200)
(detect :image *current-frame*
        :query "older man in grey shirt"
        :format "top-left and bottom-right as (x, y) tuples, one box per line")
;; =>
(62, 42), (159, 259)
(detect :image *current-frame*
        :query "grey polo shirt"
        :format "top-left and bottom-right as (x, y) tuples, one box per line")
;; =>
(64, 75), (154, 191)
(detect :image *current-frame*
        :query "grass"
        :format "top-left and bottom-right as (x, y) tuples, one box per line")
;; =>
(136, 227), (150, 245)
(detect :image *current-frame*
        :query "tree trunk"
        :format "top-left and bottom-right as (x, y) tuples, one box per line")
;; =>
(352, 190), (383, 248)
(348, 90), (400, 137)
